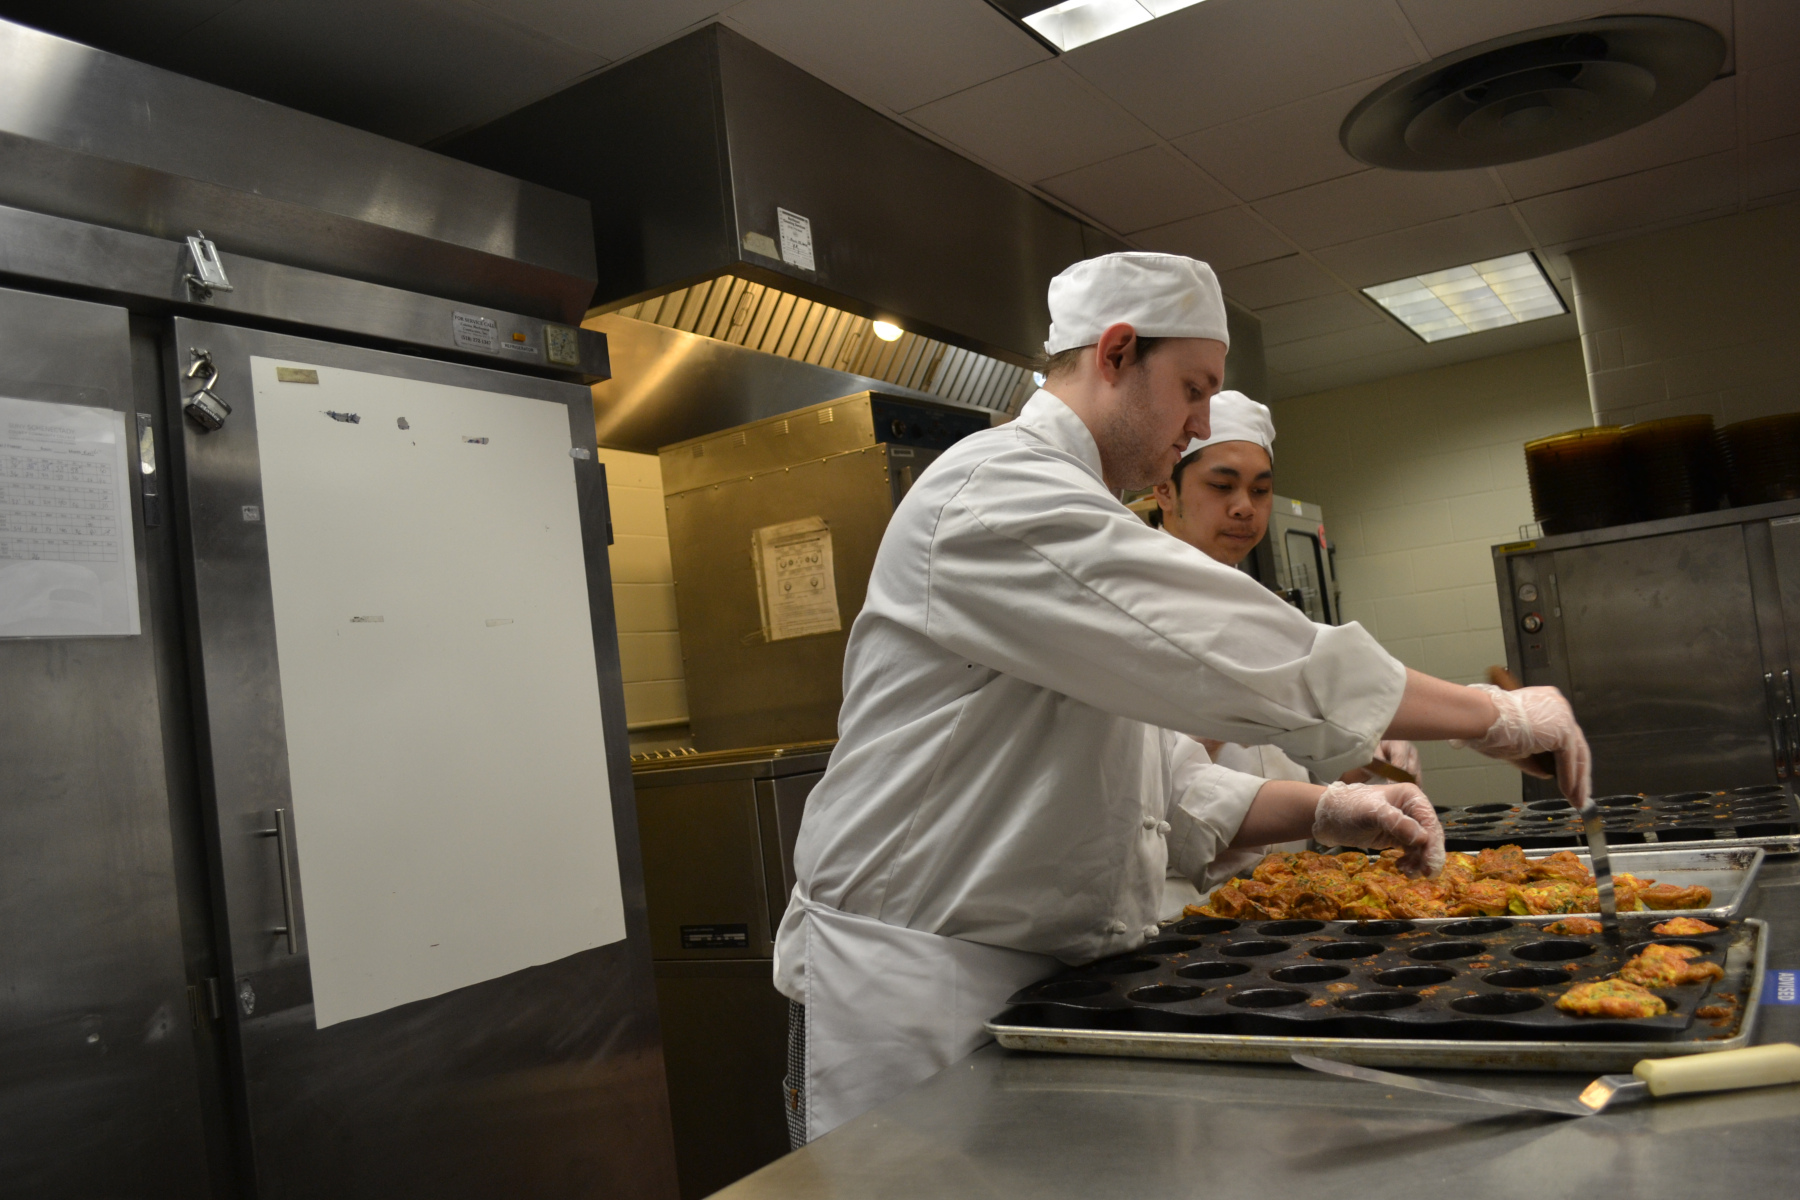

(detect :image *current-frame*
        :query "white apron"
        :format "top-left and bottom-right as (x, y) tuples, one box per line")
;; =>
(790, 897), (1057, 1142)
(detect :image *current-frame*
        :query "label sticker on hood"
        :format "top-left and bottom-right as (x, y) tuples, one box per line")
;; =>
(452, 311), (498, 353)
(777, 208), (815, 272)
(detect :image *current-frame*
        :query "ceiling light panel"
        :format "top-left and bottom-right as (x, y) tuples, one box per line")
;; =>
(1022, 0), (1207, 52)
(1362, 252), (1565, 342)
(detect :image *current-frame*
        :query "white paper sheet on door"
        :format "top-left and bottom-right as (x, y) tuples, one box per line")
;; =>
(250, 357), (625, 1028)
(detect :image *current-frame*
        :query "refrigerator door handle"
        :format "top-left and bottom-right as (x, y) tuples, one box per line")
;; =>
(1766, 672), (1789, 779)
(256, 808), (298, 954)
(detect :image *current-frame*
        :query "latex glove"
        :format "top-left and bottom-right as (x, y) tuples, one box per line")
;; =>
(1311, 781), (1444, 877)
(1375, 739), (1422, 780)
(1341, 739), (1423, 784)
(1450, 683), (1593, 808)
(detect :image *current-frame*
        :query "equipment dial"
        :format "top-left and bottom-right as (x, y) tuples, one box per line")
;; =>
(1521, 612), (1544, 633)
(1517, 582), (1539, 603)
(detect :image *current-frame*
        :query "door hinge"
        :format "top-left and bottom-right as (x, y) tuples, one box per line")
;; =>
(186, 977), (223, 1027)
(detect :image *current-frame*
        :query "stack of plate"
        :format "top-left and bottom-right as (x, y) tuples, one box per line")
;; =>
(1718, 413), (1800, 506)
(1525, 425), (1634, 534)
(1622, 414), (1722, 519)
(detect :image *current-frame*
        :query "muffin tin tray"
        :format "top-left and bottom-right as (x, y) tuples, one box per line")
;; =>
(989, 920), (1765, 1073)
(1440, 786), (1799, 855)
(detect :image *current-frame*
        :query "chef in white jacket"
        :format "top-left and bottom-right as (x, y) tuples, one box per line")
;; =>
(774, 252), (1593, 1145)
(1150, 392), (1424, 907)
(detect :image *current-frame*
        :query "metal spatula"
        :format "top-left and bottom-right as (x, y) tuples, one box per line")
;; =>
(1292, 1045), (1800, 1117)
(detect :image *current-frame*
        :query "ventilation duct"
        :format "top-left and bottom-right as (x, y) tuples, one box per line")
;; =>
(1342, 17), (1726, 171)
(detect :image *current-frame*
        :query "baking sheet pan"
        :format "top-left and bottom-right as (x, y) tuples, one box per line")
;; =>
(1226, 845), (1763, 927)
(988, 920), (1765, 1073)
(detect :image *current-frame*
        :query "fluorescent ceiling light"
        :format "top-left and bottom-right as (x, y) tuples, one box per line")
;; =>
(1362, 253), (1566, 343)
(1022, 0), (1207, 52)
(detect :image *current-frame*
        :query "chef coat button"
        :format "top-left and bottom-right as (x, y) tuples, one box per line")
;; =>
(1142, 925), (1159, 940)
(1141, 815), (1157, 830)
(1156, 820), (1171, 836)
(1108, 919), (1128, 935)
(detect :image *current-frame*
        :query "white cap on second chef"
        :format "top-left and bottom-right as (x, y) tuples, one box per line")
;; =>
(1044, 251), (1230, 354)
(1183, 390), (1274, 461)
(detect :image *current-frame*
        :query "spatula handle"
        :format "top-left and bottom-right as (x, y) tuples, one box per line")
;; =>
(1634, 1043), (1800, 1097)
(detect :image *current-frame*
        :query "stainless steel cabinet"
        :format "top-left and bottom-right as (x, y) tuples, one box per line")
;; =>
(1496, 501), (1800, 796)
(633, 746), (828, 1199)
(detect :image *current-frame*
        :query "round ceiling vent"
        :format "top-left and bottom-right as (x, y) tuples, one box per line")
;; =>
(1341, 16), (1726, 171)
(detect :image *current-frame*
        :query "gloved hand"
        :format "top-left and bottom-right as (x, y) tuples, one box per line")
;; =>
(1341, 739), (1423, 784)
(1450, 683), (1593, 808)
(1375, 739), (1422, 780)
(1311, 781), (1445, 877)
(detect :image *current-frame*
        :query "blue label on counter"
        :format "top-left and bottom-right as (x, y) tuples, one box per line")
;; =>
(1763, 970), (1799, 1005)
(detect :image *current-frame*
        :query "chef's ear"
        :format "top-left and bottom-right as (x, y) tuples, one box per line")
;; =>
(1095, 322), (1141, 382)
(1151, 479), (1179, 515)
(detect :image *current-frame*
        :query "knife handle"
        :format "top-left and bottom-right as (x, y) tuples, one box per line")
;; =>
(1633, 1043), (1800, 1097)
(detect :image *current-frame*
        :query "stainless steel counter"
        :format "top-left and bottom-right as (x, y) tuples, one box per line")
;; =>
(713, 857), (1800, 1198)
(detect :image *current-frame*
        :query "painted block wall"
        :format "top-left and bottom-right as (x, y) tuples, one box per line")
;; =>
(1272, 340), (1593, 807)
(1571, 199), (1800, 426)
(594, 448), (688, 732)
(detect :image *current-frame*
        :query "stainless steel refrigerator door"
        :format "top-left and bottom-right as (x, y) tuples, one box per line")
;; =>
(0, 287), (214, 1195)
(167, 318), (676, 1200)
(1551, 523), (1773, 793)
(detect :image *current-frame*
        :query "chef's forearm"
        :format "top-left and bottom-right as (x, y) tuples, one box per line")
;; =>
(1384, 668), (1499, 741)
(1228, 779), (1326, 847)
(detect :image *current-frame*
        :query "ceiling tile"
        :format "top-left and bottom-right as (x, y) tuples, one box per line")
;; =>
(1311, 206), (1529, 287)
(470, 0), (725, 59)
(1738, 0), (1800, 69)
(722, 0), (1047, 113)
(1266, 321), (1418, 376)
(1747, 133), (1800, 202)
(1258, 291), (1385, 346)
(1134, 206), (1294, 273)
(1393, 0), (1732, 60)
(1173, 80), (1376, 201)
(1039, 145), (1234, 234)
(1268, 313), (1579, 400)
(156, 0), (600, 144)
(1064, 0), (1418, 139)
(1252, 168), (1506, 251)
(1217, 255), (1343, 309)
(906, 60), (1154, 182)
(1747, 59), (1800, 144)
(1496, 77), (1736, 199)
(1516, 149), (1742, 249)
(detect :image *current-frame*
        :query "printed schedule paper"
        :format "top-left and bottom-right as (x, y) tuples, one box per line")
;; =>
(0, 396), (139, 637)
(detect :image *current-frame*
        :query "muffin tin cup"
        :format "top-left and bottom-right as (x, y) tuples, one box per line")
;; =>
(1442, 789), (1798, 852)
(1006, 917), (1730, 1042)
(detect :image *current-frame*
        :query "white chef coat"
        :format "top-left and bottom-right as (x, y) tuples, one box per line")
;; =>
(774, 389), (1405, 1140)
(1162, 742), (1316, 918)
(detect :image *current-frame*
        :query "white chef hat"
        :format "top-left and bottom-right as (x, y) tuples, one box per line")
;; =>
(1182, 391), (1274, 461)
(1044, 252), (1230, 355)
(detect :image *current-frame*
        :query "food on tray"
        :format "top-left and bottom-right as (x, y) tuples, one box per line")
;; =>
(1545, 917), (1605, 935)
(1639, 883), (1714, 910)
(1556, 979), (1668, 1019)
(1186, 845), (1713, 922)
(1652, 916), (1721, 936)
(1618, 943), (1726, 989)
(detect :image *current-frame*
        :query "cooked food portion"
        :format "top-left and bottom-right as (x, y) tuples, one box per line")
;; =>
(1556, 979), (1668, 1019)
(1545, 917), (1605, 936)
(1639, 884), (1714, 910)
(1188, 845), (1712, 922)
(1652, 917), (1721, 936)
(1619, 943), (1726, 989)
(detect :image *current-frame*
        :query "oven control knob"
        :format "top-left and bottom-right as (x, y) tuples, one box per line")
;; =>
(1520, 612), (1544, 633)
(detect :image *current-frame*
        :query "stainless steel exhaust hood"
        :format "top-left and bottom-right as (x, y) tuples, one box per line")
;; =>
(443, 24), (1113, 367)
(0, 19), (597, 322)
